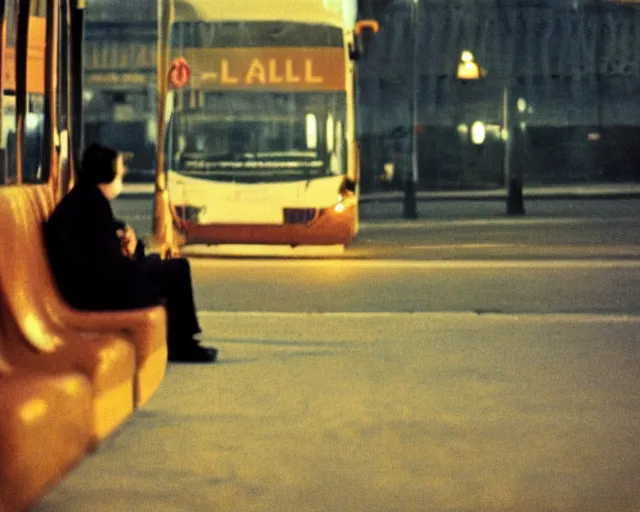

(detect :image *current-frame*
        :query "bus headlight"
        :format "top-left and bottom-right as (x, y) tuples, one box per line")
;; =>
(334, 194), (346, 214)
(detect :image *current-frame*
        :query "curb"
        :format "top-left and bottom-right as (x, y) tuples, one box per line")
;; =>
(121, 184), (640, 202)
(359, 192), (640, 203)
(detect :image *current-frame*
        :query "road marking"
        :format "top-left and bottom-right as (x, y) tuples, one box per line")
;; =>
(190, 258), (640, 270)
(197, 310), (640, 323)
(122, 184), (155, 194)
(182, 244), (345, 257)
(112, 214), (151, 221)
(404, 243), (640, 253)
(407, 243), (514, 250)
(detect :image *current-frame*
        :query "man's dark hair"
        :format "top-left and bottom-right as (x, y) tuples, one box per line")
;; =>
(77, 142), (119, 186)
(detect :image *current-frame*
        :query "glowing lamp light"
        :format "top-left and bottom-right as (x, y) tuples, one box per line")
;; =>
(26, 113), (41, 131)
(305, 113), (318, 150)
(517, 98), (527, 113)
(471, 121), (486, 145)
(461, 50), (474, 63)
(457, 50), (482, 81)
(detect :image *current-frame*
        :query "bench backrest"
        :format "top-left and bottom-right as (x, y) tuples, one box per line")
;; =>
(0, 184), (65, 354)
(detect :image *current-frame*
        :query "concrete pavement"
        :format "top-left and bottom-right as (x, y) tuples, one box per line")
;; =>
(34, 193), (640, 510)
(34, 312), (640, 512)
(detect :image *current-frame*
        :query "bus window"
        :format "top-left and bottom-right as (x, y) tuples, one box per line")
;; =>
(1, 0), (18, 185)
(57, 0), (71, 191)
(334, 120), (344, 175)
(305, 113), (317, 150)
(23, 0), (48, 183)
(326, 114), (334, 152)
(24, 95), (44, 182)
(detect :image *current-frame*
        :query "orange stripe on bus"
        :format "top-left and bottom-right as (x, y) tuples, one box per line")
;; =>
(2, 16), (46, 94)
(174, 47), (346, 92)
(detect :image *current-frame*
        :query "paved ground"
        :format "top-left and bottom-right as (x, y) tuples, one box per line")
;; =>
(31, 189), (640, 511)
(33, 312), (640, 512)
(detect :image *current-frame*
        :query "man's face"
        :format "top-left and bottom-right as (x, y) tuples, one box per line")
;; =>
(99, 155), (126, 200)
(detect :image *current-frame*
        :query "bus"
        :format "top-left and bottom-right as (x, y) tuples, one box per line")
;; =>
(155, 0), (377, 251)
(1, 0), (84, 197)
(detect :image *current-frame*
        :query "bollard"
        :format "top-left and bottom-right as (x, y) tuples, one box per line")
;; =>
(507, 176), (526, 215)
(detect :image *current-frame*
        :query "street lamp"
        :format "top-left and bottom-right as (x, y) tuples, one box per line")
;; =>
(403, 0), (419, 219)
(457, 50), (481, 81)
(456, 50), (525, 215)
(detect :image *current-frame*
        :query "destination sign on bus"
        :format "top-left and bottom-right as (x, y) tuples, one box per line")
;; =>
(175, 48), (345, 91)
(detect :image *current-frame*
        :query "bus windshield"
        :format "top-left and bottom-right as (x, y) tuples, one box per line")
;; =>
(167, 91), (347, 183)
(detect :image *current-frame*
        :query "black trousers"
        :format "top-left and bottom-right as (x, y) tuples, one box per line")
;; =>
(135, 257), (201, 349)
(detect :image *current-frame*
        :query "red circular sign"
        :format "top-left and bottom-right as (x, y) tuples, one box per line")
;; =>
(169, 57), (191, 88)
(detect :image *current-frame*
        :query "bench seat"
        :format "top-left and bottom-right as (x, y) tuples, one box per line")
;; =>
(0, 371), (92, 512)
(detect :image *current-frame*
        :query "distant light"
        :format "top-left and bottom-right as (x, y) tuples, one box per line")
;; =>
(325, 114), (334, 152)
(457, 124), (468, 136)
(382, 163), (394, 182)
(461, 50), (474, 63)
(457, 50), (486, 81)
(471, 121), (486, 145)
(306, 113), (318, 150)
(26, 113), (41, 131)
(517, 98), (527, 113)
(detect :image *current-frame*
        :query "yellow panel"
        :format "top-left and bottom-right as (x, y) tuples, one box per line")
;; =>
(2, 16), (46, 94)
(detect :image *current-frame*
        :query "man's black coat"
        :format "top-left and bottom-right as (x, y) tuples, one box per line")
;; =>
(44, 184), (157, 311)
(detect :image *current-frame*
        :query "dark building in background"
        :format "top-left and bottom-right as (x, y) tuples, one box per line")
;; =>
(358, 0), (640, 191)
(84, 0), (157, 173)
(84, 0), (640, 190)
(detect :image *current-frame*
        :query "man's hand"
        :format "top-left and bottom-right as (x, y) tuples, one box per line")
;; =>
(116, 225), (138, 258)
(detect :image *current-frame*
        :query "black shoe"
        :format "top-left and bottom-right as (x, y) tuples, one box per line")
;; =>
(168, 344), (218, 363)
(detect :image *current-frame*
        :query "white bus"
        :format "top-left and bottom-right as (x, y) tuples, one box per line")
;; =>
(156, 0), (377, 249)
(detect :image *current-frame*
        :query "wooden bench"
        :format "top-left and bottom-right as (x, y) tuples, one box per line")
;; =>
(0, 184), (168, 510)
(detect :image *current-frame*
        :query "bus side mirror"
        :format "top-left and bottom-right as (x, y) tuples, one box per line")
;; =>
(349, 39), (363, 61)
(341, 177), (357, 193)
(354, 20), (380, 36)
(350, 19), (380, 61)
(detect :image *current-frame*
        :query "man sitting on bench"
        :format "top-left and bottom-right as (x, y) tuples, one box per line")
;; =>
(45, 142), (218, 363)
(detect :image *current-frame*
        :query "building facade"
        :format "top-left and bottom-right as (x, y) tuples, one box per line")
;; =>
(358, 0), (640, 191)
(84, 0), (157, 173)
